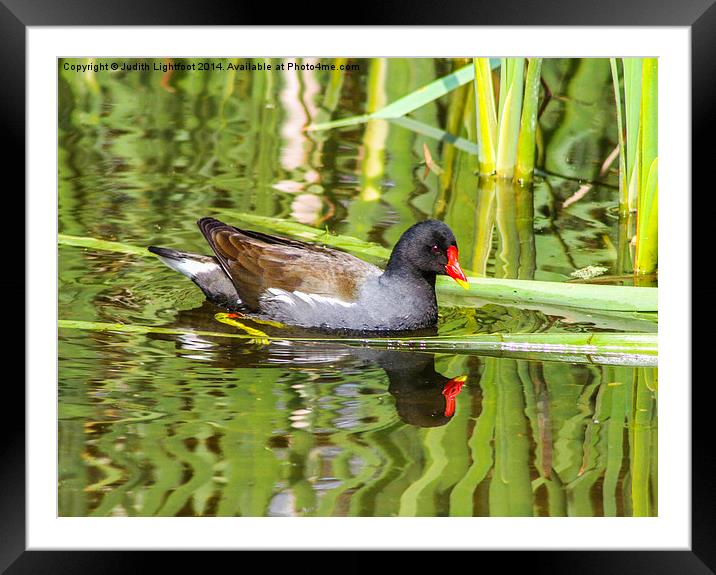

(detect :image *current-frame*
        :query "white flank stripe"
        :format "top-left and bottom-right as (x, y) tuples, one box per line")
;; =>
(293, 291), (355, 308)
(167, 257), (218, 278)
(265, 288), (355, 309)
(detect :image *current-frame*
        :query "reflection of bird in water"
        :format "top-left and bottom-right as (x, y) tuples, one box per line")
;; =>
(374, 350), (467, 428)
(148, 302), (469, 428)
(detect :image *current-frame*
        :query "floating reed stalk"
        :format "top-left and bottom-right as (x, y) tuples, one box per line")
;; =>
(59, 212), (658, 312)
(58, 319), (657, 368)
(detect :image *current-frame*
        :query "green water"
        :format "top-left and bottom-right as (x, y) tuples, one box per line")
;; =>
(58, 57), (657, 517)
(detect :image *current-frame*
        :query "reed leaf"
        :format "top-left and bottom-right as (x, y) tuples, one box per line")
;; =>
(635, 159), (658, 274)
(306, 63), (476, 132)
(495, 59), (525, 179)
(473, 58), (498, 174)
(639, 59), (658, 206)
(471, 177), (497, 276)
(497, 58), (510, 121)
(388, 116), (479, 155)
(635, 58), (658, 275)
(58, 234), (151, 257)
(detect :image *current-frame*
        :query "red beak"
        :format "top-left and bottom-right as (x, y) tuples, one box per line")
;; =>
(442, 375), (467, 417)
(445, 246), (469, 289)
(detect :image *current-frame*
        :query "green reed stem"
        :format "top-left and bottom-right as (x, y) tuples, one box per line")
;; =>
(639, 59), (658, 208)
(635, 58), (658, 275)
(623, 58), (643, 213)
(514, 58), (543, 184)
(494, 179), (521, 279)
(471, 177), (497, 276)
(609, 58), (629, 217)
(495, 59), (525, 179)
(610, 57), (658, 275)
(514, 184), (536, 279)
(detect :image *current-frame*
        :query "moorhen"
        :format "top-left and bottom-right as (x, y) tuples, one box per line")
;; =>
(149, 217), (469, 331)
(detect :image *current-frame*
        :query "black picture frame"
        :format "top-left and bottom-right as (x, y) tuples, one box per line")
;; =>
(9, 1), (704, 572)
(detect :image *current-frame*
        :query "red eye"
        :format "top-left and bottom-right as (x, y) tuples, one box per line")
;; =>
(431, 245), (441, 255)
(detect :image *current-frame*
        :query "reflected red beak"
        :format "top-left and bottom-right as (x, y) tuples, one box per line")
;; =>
(442, 375), (467, 417)
(445, 246), (469, 289)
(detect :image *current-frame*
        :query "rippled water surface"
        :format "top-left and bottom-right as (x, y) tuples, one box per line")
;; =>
(58, 58), (657, 517)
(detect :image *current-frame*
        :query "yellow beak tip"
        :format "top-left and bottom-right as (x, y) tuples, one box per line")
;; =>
(455, 279), (470, 290)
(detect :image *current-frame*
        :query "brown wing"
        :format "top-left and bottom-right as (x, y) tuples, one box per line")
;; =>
(197, 217), (381, 309)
